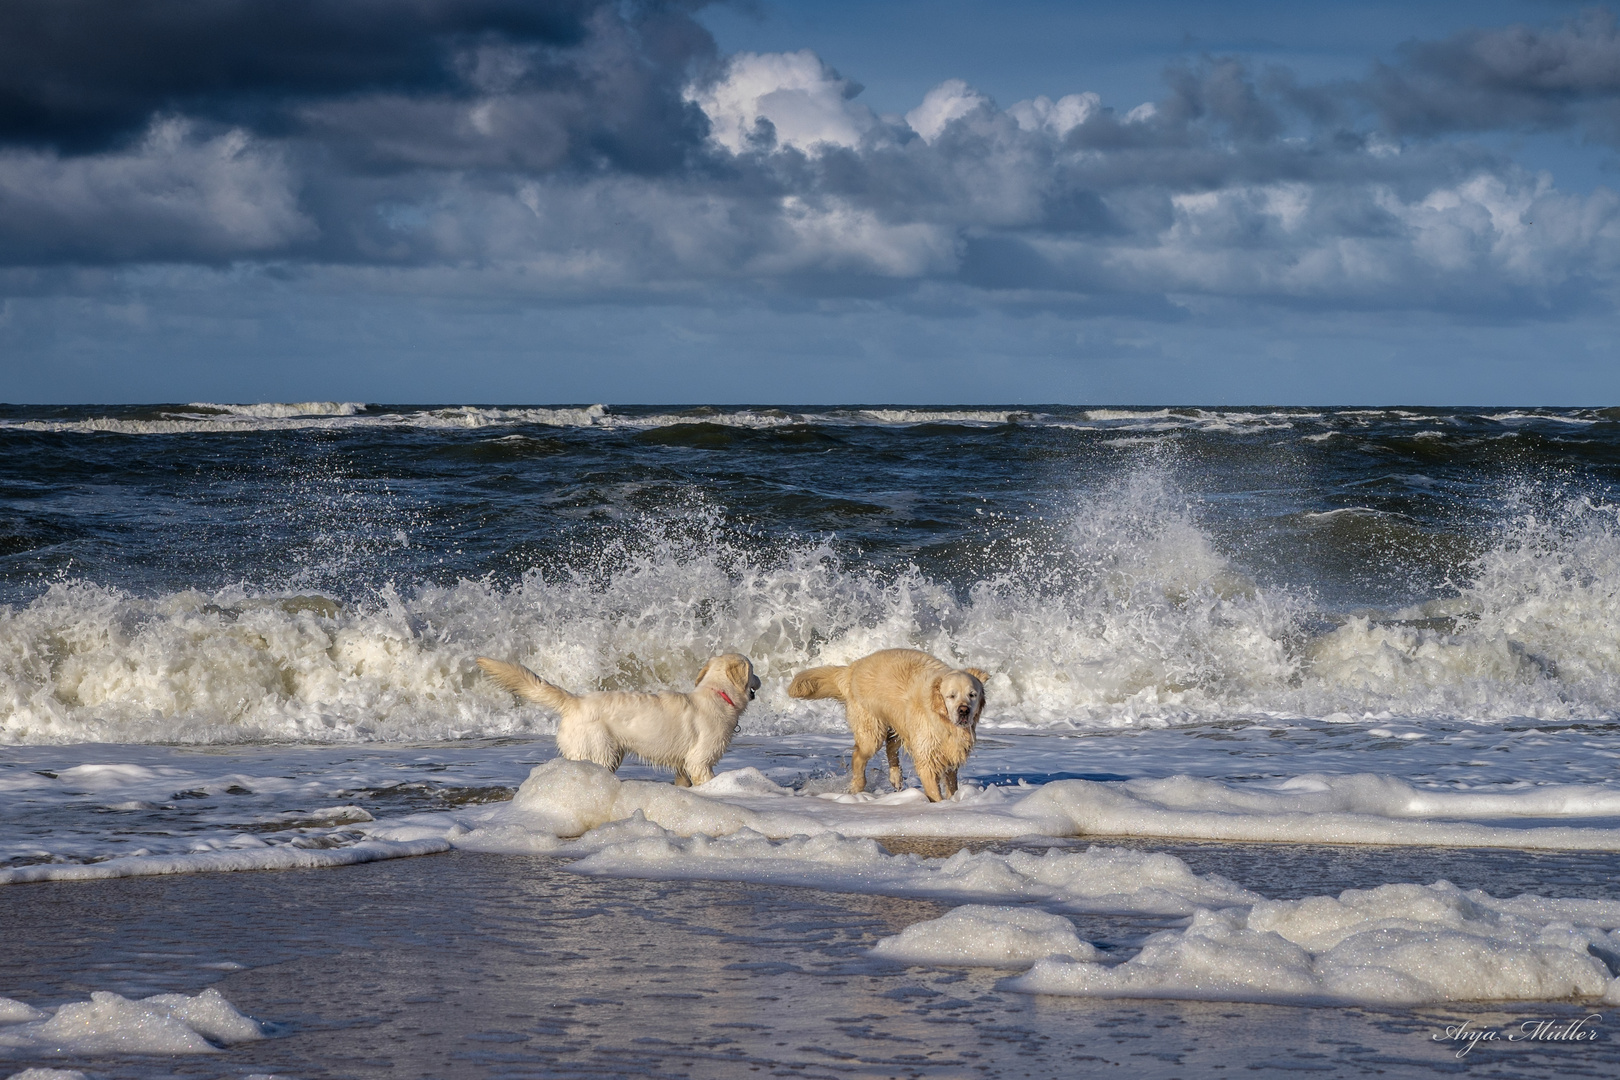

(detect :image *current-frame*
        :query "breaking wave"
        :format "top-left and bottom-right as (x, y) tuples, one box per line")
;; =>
(6, 403), (1607, 437)
(6, 469), (1620, 744)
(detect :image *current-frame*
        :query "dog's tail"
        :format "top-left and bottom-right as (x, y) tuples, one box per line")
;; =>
(476, 657), (576, 712)
(788, 664), (850, 702)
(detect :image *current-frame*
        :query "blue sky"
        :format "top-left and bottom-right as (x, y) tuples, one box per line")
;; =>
(3, 0), (1619, 404)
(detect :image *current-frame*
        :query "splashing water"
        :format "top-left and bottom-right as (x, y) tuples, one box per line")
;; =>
(8, 462), (1620, 744)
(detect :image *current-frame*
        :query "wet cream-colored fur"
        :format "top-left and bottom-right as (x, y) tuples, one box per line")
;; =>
(789, 648), (987, 802)
(477, 653), (759, 786)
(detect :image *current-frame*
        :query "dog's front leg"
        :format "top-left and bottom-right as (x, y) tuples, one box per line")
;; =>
(943, 767), (958, 798)
(884, 734), (903, 792)
(916, 765), (945, 803)
(674, 769), (692, 787)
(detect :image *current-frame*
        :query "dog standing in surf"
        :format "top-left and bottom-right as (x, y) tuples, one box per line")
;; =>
(789, 648), (988, 802)
(476, 653), (759, 786)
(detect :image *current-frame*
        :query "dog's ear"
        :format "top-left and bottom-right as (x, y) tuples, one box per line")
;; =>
(694, 658), (715, 687)
(723, 654), (753, 691)
(965, 667), (990, 686)
(930, 675), (947, 721)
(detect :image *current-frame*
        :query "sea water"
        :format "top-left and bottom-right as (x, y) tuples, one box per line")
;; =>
(7, 404), (1620, 1076)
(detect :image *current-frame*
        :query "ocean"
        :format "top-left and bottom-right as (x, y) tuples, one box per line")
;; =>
(6, 403), (1620, 1077)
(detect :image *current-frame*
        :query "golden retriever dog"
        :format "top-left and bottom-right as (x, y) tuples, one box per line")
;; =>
(789, 648), (988, 802)
(476, 653), (759, 786)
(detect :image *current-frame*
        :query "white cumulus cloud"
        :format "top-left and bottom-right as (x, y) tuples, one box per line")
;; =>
(905, 79), (995, 142)
(687, 50), (877, 155)
(1007, 92), (1102, 138)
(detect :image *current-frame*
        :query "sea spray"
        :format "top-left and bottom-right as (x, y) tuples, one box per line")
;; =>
(9, 470), (1620, 743)
(1304, 492), (1620, 717)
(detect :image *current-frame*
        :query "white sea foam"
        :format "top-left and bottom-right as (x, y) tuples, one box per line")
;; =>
(0, 403), (1511, 438)
(561, 821), (1241, 911)
(0, 837), (448, 885)
(0, 740), (536, 875)
(1006, 881), (1620, 1005)
(0, 403), (611, 435)
(14, 732), (1620, 883)
(472, 777), (1620, 1006)
(447, 767), (1265, 912)
(1483, 412), (1598, 425)
(187, 401), (366, 418)
(387, 765), (1620, 1006)
(1, 404), (1053, 436)
(4, 469), (1620, 745)
(870, 905), (1099, 966)
(9, 404), (1612, 439)
(355, 760), (1620, 855)
(0, 1003), (45, 1025)
(0, 988), (263, 1055)
(854, 408), (1035, 425)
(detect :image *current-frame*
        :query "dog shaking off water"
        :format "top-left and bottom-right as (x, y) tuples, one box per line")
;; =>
(476, 653), (759, 786)
(789, 648), (988, 802)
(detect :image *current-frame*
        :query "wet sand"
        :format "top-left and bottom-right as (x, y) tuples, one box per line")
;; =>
(6, 845), (1620, 1078)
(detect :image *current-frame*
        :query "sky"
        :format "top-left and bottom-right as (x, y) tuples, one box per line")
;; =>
(3, 0), (1620, 404)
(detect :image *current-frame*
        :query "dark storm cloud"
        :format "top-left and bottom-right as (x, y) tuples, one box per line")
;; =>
(0, 121), (312, 264)
(1367, 8), (1620, 140)
(0, 0), (589, 150)
(2, 3), (1619, 318)
(0, 0), (715, 168)
(0, 0), (719, 265)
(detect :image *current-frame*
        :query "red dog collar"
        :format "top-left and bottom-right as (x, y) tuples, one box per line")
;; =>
(715, 690), (736, 707)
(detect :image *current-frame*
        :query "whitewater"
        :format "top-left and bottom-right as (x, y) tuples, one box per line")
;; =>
(7, 403), (1620, 1077)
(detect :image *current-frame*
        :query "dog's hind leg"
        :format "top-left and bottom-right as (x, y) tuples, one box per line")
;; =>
(848, 706), (882, 794)
(944, 767), (958, 798)
(884, 732), (903, 792)
(556, 717), (624, 772)
(673, 769), (692, 787)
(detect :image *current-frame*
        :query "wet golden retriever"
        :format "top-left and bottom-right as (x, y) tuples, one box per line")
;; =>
(789, 648), (987, 802)
(476, 653), (759, 786)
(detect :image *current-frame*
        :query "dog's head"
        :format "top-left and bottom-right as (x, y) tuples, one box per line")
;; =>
(695, 653), (760, 709)
(931, 668), (987, 730)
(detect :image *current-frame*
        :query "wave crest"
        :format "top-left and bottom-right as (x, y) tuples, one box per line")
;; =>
(7, 483), (1620, 743)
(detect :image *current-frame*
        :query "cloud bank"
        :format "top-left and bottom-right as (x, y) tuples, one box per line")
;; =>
(2, 1), (1620, 319)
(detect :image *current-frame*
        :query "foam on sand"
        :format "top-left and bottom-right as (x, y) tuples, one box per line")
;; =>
(0, 988), (263, 1055)
(870, 905), (1098, 966)
(459, 785), (1620, 1007)
(557, 819), (1260, 915)
(15, 747), (1620, 885)
(1006, 881), (1620, 1006)
(369, 760), (1620, 854)
(0, 837), (448, 885)
(10, 748), (1620, 1009)
(862, 883), (1620, 1006)
(1013, 774), (1620, 850)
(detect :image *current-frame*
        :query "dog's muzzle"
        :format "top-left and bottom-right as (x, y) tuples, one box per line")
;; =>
(954, 704), (974, 726)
